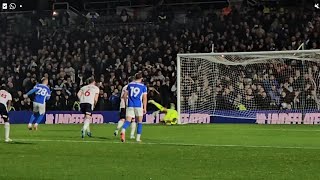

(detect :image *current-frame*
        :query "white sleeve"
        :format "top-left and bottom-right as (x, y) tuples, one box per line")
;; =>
(8, 93), (12, 101)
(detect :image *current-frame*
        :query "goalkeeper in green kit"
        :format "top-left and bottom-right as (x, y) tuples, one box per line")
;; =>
(148, 100), (178, 125)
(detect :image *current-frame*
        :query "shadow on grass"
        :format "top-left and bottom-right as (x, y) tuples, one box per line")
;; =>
(94, 136), (113, 140)
(46, 129), (76, 132)
(4, 141), (35, 145)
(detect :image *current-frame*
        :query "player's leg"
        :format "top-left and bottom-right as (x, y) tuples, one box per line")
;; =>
(130, 118), (136, 139)
(1, 104), (11, 142)
(83, 114), (92, 137)
(81, 113), (92, 138)
(120, 107), (134, 142)
(80, 103), (92, 138)
(86, 104), (94, 137)
(114, 108), (126, 136)
(34, 104), (46, 130)
(28, 102), (39, 130)
(3, 115), (11, 142)
(135, 108), (144, 142)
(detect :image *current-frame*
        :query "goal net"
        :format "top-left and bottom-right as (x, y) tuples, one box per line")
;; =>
(177, 50), (320, 124)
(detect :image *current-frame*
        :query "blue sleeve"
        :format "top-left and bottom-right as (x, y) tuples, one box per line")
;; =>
(26, 87), (38, 96)
(46, 88), (51, 101)
(143, 86), (147, 94)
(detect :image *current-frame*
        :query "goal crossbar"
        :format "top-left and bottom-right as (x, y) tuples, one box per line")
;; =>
(177, 49), (320, 57)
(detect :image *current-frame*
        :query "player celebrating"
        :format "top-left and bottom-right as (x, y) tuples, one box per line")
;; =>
(114, 76), (136, 139)
(77, 77), (99, 138)
(0, 86), (13, 142)
(24, 77), (51, 130)
(120, 72), (147, 142)
(148, 100), (178, 125)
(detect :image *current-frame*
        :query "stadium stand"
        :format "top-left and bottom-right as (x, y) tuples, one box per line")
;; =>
(0, 1), (319, 111)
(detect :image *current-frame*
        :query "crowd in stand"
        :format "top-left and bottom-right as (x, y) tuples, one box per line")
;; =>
(0, 3), (320, 111)
(212, 61), (320, 111)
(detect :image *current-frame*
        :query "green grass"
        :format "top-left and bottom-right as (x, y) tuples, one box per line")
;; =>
(1, 124), (320, 180)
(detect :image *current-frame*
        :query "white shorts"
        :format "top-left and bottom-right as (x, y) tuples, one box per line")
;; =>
(33, 102), (46, 115)
(126, 107), (143, 118)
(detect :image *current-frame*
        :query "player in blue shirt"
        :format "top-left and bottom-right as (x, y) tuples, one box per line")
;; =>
(121, 72), (147, 142)
(24, 77), (51, 130)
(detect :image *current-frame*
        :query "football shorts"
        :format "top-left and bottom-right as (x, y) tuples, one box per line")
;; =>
(126, 107), (143, 118)
(80, 103), (93, 116)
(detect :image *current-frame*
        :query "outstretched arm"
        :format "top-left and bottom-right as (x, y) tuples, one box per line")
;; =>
(148, 100), (166, 112)
(24, 87), (38, 98)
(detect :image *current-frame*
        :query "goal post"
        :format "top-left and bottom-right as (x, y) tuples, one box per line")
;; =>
(177, 49), (320, 124)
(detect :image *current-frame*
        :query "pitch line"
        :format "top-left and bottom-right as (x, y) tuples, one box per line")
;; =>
(13, 138), (320, 150)
(208, 128), (320, 132)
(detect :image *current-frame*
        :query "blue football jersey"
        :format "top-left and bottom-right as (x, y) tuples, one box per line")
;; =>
(28, 84), (51, 104)
(127, 82), (147, 108)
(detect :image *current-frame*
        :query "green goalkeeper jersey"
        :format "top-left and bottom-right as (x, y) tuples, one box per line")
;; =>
(163, 109), (178, 125)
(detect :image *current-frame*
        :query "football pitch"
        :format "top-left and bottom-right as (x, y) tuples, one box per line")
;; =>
(1, 124), (320, 180)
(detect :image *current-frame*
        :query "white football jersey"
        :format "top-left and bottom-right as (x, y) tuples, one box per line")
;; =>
(79, 84), (100, 106)
(120, 85), (128, 109)
(0, 90), (12, 109)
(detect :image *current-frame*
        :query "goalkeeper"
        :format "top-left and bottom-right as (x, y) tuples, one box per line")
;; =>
(148, 100), (178, 125)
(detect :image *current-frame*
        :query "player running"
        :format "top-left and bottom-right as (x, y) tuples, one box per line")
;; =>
(120, 72), (147, 142)
(148, 100), (178, 125)
(114, 76), (136, 139)
(77, 77), (99, 138)
(0, 86), (13, 142)
(24, 77), (51, 130)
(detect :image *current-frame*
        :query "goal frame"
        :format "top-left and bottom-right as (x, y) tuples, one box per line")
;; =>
(176, 49), (320, 124)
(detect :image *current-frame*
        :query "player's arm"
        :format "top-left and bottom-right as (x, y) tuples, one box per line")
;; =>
(122, 90), (128, 107)
(46, 94), (51, 101)
(142, 86), (147, 114)
(94, 92), (99, 107)
(93, 87), (99, 107)
(7, 100), (12, 111)
(142, 93), (147, 114)
(122, 85), (129, 107)
(7, 94), (12, 111)
(24, 87), (38, 98)
(46, 89), (51, 101)
(77, 89), (83, 100)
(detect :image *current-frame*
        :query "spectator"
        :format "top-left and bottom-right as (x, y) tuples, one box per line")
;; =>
(120, 9), (130, 23)
(96, 90), (111, 111)
(0, 4), (319, 112)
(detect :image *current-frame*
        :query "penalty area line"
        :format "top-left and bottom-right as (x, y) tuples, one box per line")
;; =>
(13, 138), (320, 150)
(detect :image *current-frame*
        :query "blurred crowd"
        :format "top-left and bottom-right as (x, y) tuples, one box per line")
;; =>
(0, 2), (320, 111)
(181, 58), (320, 111)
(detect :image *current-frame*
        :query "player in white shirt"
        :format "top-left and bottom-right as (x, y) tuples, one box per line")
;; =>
(114, 76), (136, 139)
(0, 86), (13, 142)
(77, 78), (100, 138)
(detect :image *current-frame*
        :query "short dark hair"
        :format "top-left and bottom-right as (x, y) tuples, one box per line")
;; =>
(41, 77), (48, 83)
(87, 77), (95, 84)
(128, 76), (134, 82)
(1, 84), (7, 91)
(135, 72), (143, 80)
